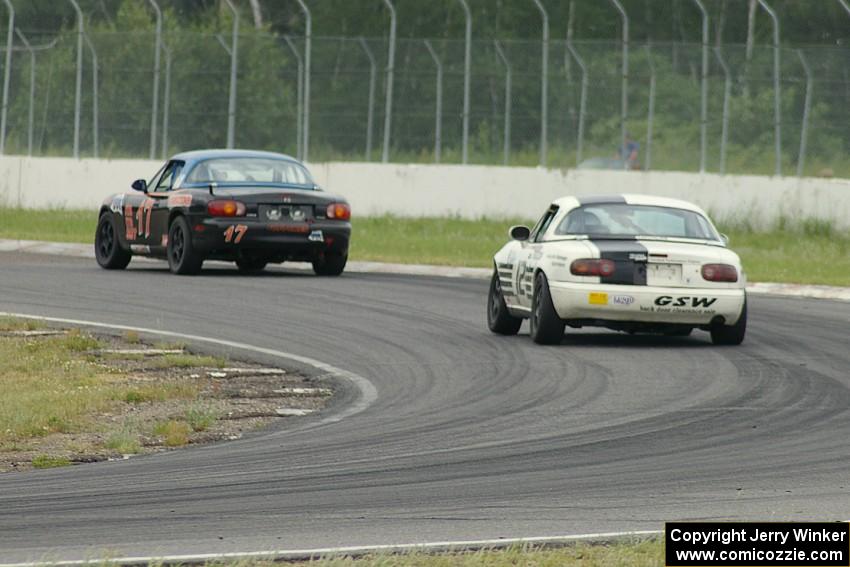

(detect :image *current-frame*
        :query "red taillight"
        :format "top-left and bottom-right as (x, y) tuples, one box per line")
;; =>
(701, 263), (738, 282)
(570, 258), (616, 277)
(326, 203), (351, 221)
(207, 200), (246, 217)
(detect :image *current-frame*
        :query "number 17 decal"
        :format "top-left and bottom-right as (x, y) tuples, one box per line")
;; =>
(224, 224), (248, 244)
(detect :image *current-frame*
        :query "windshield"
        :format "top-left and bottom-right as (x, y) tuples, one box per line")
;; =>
(184, 157), (314, 187)
(555, 204), (720, 241)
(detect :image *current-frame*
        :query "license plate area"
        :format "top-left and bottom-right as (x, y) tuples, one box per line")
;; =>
(259, 205), (312, 222)
(647, 263), (682, 285)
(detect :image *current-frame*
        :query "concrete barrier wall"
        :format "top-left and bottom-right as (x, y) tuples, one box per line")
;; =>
(1, 156), (849, 228)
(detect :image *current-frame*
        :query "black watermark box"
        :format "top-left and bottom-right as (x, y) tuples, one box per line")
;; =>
(666, 522), (849, 566)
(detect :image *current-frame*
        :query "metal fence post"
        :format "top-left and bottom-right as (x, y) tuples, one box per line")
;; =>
(714, 47), (731, 174)
(222, 0), (239, 149)
(358, 38), (377, 161)
(160, 41), (171, 159)
(0, 0), (13, 155)
(68, 0), (84, 158)
(296, 0), (311, 161)
(14, 29), (34, 156)
(493, 40), (511, 166)
(796, 49), (813, 178)
(423, 40), (443, 163)
(645, 46), (656, 171)
(381, 0), (396, 163)
(608, 0), (629, 169)
(82, 33), (98, 158)
(455, 0), (471, 164)
(146, 0), (162, 160)
(757, 0), (781, 176)
(689, 0), (709, 172)
(283, 35), (304, 160)
(532, 0), (549, 166)
(565, 40), (587, 167)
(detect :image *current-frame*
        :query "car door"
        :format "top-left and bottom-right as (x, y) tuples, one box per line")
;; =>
(146, 160), (185, 249)
(513, 205), (559, 309)
(122, 162), (166, 246)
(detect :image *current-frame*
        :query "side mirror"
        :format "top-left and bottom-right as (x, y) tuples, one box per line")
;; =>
(131, 179), (147, 193)
(509, 225), (531, 241)
(720, 233), (730, 246)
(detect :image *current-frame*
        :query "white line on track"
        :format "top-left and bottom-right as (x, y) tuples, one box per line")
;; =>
(0, 530), (663, 567)
(0, 312), (377, 427)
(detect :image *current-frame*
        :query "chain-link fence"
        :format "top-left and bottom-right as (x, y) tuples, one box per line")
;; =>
(2, 28), (849, 177)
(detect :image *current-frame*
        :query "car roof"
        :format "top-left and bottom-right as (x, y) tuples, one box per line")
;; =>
(551, 194), (709, 216)
(170, 149), (300, 166)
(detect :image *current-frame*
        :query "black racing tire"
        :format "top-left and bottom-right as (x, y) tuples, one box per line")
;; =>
(167, 216), (203, 275)
(94, 213), (131, 270)
(487, 271), (522, 335)
(236, 258), (268, 273)
(312, 250), (347, 276)
(530, 271), (565, 345)
(711, 297), (747, 345)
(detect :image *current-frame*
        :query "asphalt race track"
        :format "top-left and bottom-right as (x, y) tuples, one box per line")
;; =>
(1, 251), (850, 563)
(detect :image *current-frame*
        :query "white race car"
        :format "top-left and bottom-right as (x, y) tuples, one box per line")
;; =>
(488, 194), (747, 345)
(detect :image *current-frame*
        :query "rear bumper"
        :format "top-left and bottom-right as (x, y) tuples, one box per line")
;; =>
(191, 217), (350, 258)
(548, 280), (746, 325)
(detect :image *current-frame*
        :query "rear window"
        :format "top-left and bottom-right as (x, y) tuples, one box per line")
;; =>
(185, 157), (313, 187)
(555, 204), (720, 240)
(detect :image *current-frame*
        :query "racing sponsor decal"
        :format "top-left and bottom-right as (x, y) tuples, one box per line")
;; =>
(224, 224), (248, 244)
(268, 224), (310, 234)
(591, 240), (649, 286)
(123, 204), (136, 240)
(167, 193), (192, 207)
(110, 195), (124, 213)
(654, 296), (718, 308)
(611, 294), (635, 305)
(308, 230), (324, 242)
(641, 295), (719, 315)
(588, 292), (608, 305)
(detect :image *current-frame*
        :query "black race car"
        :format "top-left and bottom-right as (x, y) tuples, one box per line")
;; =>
(95, 149), (351, 276)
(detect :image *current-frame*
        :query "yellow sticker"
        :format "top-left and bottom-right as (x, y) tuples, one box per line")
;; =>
(588, 292), (608, 305)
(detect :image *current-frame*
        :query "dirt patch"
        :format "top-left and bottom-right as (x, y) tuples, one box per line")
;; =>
(0, 324), (334, 472)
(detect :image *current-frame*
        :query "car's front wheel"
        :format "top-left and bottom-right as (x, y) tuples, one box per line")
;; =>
(487, 271), (522, 335)
(530, 271), (565, 345)
(167, 216), (203, 275)
(94, 213), (131, 270)
(312, 250), (347, 276)
(711, 297), (747, 345)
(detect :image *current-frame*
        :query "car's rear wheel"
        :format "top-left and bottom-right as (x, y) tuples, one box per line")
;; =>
(711, 297), (747, 345)
(487, 271), (522, 335)
(94, 213), (131, 270)
(530, 271), (565, 345)
(312, 250), (347, 276)
(167, 216), (203, 275)
(236, 258), (268, 273)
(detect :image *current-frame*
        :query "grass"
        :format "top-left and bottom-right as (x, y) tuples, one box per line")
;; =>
(169, 540), (664, 566)
(0, 324), (230, 467)
(1, 207), (848, 286)
(31, 455), (72, 469)
(0, 333), (124, 446)
(153, 420), (192, 447)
